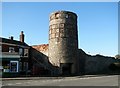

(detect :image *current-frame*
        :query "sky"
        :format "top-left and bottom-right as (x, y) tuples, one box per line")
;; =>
(2, 2), (118, 57)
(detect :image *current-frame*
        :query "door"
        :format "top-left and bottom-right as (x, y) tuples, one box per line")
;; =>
(10, 61), (19, 72)
(61, 63), (72, 75)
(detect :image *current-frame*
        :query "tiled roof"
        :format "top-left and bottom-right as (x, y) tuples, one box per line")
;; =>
(32, 44), (48, 52)
(0, 37), (29, 47)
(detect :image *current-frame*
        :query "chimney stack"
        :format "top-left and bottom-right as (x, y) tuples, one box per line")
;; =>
(9, 36), (13, 40)
(20, 31), (24, 43)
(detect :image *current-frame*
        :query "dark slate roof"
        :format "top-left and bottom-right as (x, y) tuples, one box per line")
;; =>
(0, 37), (29, 47)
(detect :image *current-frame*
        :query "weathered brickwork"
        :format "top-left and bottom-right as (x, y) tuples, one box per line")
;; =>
(48, 11), (79, 75)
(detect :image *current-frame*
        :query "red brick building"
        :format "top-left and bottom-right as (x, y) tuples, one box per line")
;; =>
(0, 31), (30, 77)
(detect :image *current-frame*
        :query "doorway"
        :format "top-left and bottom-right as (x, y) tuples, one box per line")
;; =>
(61, 63), (72, 75)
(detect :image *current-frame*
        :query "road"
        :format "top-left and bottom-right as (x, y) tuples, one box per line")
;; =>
(2, 75), (119, 86)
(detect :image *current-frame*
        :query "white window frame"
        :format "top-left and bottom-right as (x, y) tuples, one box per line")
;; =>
(10, 61), (19, 72)
(9, 47), (15, 53)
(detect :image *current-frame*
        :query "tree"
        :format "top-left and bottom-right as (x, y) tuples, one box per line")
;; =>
(115, 54), (120, 59)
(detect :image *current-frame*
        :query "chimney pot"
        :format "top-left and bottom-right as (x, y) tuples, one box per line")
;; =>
(9, 36), (13, 40)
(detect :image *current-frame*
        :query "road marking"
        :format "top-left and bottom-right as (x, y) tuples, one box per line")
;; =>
(16, 83), (22, 85)
(78, 75), (117, 80)
(7, 83), (13, 86)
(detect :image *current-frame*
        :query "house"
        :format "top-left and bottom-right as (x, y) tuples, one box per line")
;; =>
(0, 31), (30, 77)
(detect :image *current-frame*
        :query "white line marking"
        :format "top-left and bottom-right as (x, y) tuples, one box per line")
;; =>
(7, 83), (13, 86)
(16, 83), (22, 85)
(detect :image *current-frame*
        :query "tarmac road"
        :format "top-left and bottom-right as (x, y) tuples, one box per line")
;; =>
(1, 75), (119, 87)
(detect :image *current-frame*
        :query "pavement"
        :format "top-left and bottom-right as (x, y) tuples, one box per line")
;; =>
(1, 75), (113, 80)
(1, 76), (64, 80)
(1, 75), (119, 86)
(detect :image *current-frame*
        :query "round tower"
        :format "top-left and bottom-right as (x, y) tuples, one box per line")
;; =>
(48, 11), (78, 75)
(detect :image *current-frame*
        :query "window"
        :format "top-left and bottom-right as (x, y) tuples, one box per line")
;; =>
(0, 45), (1, 52)
(10, 61), (19, 72)
(24, 49), (28, 56)
(19, 48), (23, 56)
(3, 64), (10, 72)
(55, 13), (59, 19)
(9, 47), (15, 53)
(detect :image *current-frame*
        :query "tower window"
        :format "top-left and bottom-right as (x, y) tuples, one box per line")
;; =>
(55, 13), (59, 19)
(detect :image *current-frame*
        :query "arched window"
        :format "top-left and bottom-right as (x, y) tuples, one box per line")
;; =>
(55, 13), (59, 19)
